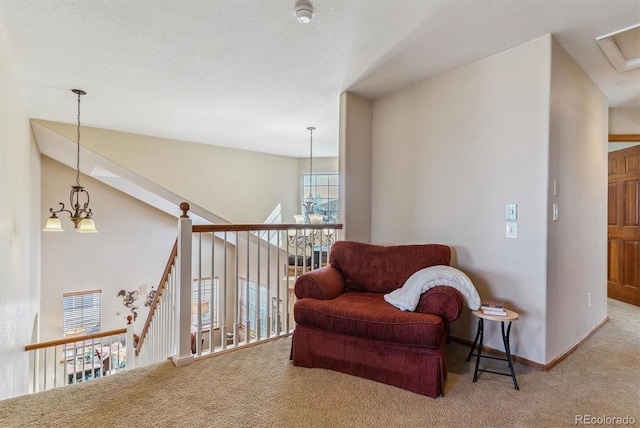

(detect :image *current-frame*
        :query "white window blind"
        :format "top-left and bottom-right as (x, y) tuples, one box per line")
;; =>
(192, 277), (218, 328)
(63, 290), (102, 336)
(239, 278), (268, 339)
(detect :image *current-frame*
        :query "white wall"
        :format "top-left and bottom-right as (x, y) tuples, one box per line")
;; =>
(369, 35), (552, 363)
(0, 28), (41, 400)
(609, 107), (640, 151)
(546, 38), (608, 361)
(34, 121), (300, 225)
(296, 157), (338, 178)
(609, 107), (640, 134)
(41, 157), (177, 341)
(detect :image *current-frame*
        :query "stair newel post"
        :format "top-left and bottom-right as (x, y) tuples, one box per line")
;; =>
(173, 202), (195, 367)
(125, 315), (135, 370)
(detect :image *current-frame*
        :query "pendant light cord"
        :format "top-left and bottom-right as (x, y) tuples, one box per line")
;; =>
(307, 126), (314, 198)
(309, 128), (313, 179)
(76, 91), (81, 187)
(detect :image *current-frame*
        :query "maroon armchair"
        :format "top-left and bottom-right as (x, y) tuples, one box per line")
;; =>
(291, 241), (464, 397)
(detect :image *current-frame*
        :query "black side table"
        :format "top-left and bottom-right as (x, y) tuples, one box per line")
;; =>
(466, 308), (519, 390)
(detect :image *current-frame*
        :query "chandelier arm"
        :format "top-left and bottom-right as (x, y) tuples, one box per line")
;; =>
(68, 186), (93, 217)
(49, 202), (72, 217)
(79, 188), (91, 214)
(69, 186), (80, 213)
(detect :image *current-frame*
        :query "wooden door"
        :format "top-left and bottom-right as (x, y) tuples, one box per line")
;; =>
(608, 145), (640, 306)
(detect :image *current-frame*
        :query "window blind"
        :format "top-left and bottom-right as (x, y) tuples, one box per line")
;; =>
(192, 277), (218, 327)
(239, 278), (268, 339)
(63, 290), (102, 335)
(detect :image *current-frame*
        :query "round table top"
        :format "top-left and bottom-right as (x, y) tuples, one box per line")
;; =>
(471, 308), (519, 321)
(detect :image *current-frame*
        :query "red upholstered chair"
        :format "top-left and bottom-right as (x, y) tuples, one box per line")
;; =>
(291, 241), (464, 397)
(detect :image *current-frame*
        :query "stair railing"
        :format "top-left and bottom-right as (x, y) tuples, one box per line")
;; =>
(134, 239), (178, 367)
(183, 203), (342, 358)
(133, 202), (343, 367)
(24, 317), (134, 393)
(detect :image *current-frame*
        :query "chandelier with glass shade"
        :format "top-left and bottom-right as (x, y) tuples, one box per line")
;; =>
(43, 89), (98, 233)
(288, 126), (334, 253)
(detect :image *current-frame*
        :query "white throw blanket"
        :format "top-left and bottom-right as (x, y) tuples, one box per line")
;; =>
(384, 265), (481, 311)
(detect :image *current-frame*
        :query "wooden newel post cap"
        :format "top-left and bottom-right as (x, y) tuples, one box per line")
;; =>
(127, 315), (133, 325)
(180, 202), (190, 218)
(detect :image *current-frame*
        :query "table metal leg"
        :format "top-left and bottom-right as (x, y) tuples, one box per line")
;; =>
(472, 318), (483, 382)
(501, 321), (519, 390)
(466, 317), (482, 362)
(467, 316), (519, 390)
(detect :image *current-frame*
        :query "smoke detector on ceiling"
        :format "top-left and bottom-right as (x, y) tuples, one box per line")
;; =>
(294, 4), (314, 24)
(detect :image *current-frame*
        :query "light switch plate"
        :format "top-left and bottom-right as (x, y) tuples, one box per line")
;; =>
(506, 204), (517, 220)
(506, 222), (517, 238)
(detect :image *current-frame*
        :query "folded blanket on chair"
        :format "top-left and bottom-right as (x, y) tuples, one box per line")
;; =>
(384, 265), (481, 311)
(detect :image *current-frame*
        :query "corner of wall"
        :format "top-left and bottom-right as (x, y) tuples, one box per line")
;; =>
(546, 36), (608, 363)
(338, 92), (373, 243)
(0, 25), (41, 399)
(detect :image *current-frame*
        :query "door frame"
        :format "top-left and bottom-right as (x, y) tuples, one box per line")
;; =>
(607, 134), (640, 307)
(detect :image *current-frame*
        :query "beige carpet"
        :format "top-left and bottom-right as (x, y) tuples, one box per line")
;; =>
(1, 299), (638, 428)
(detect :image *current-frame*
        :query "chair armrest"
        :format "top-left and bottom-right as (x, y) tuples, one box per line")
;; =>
(415, 286), (464, 322)
(294, 266), (345, 300)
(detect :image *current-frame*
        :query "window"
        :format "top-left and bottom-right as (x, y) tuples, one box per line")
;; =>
(257, 203), (283, 247)
(192, 277), (218, 328)
(302, 173), (339, 223)
(63, 290), (102, 336)
(239, 278), (268, 339)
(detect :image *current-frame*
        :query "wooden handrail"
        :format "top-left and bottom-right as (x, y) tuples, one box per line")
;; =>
(25, 328), (127, 352)
(609, 134), (640, 142)
(193, 223), (343, 233)
(135, 239), (178, 356)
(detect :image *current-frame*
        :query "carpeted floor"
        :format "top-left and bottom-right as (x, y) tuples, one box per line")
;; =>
(1, 299), (638, 428)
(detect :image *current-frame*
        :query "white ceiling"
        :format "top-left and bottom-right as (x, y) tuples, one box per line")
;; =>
(0, 0), (638, 158)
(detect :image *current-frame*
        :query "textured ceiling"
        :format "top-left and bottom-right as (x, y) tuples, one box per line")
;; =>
(0, 0), (638, 157)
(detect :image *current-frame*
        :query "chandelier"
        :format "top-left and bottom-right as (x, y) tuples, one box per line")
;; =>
(288, 126), (334, 255)
(43, 89), (98, 233)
